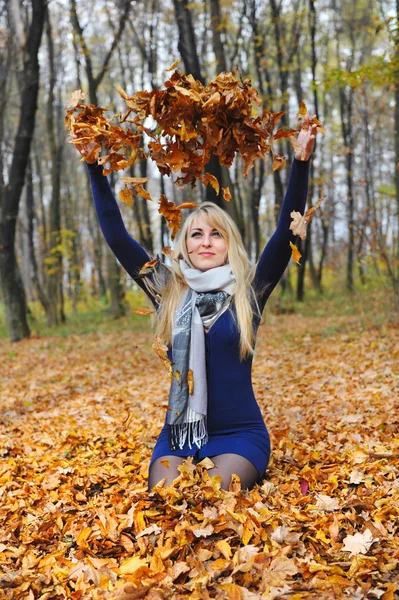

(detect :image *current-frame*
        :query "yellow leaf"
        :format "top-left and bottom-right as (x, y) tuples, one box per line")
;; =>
(219, 583), (243, 600)
(299, 100), (307, 116)
(120, 177), (149, 185)
(119, 186), (133, 207)
(187, 369), (194, 395)
(119, 556), (148, 575)
(216, 540), (232, 559)
(166, 59), (180, 71)
(76, 527), (92, 549)
(116, 85), (129, 99)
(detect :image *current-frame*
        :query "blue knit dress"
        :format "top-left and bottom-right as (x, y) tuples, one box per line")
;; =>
(87, 158), (310, 480)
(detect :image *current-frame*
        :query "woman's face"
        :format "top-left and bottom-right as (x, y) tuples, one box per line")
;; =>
(186, 216), (228, 271)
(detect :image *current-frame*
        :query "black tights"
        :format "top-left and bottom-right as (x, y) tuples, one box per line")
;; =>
(148, 453), (260, 491)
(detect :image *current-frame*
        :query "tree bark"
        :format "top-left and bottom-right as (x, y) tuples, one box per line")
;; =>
(0, 0), (46, 341)
(70, 0), (132, 316)
(25, 159), (51, 314)
(173, 0), (223, 206)
(45, 9), (65, 326)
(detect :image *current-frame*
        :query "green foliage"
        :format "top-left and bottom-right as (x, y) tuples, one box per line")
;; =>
(0, 289), (152, 339)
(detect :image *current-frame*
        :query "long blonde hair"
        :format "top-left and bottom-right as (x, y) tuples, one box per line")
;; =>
(150, 202), (259, 360)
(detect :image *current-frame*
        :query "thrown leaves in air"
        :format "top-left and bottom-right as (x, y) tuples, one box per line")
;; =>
(289, 240), (302, 265)
(133, 308), (155, 316)
(290, 195), (325, 240)
(66, 74), (324, 239)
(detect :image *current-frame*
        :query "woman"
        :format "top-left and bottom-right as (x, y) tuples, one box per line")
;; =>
(78, 115), (317, 491)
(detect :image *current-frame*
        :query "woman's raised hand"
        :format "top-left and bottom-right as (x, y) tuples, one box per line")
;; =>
(72, 136), (99, 164)
(294, 113), (318, 161)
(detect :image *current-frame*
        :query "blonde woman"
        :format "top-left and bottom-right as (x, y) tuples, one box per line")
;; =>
(78, 115), (317, 491)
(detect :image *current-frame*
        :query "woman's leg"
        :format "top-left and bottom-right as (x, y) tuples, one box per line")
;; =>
(148, 455), (188, 490)
(207, 453), (260, 490)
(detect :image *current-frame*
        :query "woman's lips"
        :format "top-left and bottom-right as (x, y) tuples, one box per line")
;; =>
(199, 253), (214, 256)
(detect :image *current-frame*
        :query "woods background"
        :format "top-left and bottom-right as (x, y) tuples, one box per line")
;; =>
(1, 0), (398, 342)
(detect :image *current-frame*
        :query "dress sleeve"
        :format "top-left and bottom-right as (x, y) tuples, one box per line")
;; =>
(254, 158), (310, 310)
(87, 162), (156, 304)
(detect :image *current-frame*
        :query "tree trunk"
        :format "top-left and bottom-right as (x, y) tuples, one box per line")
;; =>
(297, 0), (319, 300)
(395, 0), (399, 280)
(173, 0), (223, 206)
(45, 10), (65, 326)
(70, 0), (131, 315)
(0, 0), (46, 341)
(25, 159), (51, 313)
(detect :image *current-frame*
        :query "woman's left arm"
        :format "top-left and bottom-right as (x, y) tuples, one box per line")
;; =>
(255, 116), (317, 308)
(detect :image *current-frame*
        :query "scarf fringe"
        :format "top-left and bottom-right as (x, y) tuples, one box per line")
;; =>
(168, 413), (208, 451)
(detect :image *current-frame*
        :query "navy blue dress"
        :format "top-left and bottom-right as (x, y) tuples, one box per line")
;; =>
(87, 159), (310, 480)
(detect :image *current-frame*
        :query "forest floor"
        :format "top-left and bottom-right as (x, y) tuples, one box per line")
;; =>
(0, 300), (399, 599)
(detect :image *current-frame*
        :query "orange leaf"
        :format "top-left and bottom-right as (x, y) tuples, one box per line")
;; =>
(272, 154), (286, 172)
(119, 185), (133, 207)
(133, 308), (155, 316)
(222, 187), (232, 202)
(290, 241), (302, 265)
(187, 369), (194, 395)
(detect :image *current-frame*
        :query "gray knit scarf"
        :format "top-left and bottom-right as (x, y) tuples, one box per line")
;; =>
(167, 260), (236, 451)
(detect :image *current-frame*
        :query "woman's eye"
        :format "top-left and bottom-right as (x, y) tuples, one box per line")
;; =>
(212, 231), (222, 237)
(191, 231), (201, 237)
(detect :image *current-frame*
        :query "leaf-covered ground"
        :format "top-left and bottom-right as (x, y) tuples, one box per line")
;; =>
(1, 311), (398, 600)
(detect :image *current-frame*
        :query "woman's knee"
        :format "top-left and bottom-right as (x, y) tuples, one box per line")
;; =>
(148, 455), (186, 490)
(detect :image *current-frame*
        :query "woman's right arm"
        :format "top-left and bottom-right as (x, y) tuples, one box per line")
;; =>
(87, 162), (156, 303)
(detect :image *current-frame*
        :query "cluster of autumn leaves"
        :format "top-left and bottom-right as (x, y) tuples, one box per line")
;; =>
(66, 68), (324, 258)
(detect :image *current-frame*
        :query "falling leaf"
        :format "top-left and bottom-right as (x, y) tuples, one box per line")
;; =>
(133, 308), (155, 316)
(160, 459), (170, 468)
(272, 154), (286, 172)
(116, 85), (129, 100)
(139, 258), (158, 277)
(201, 173), (220, 195)
(152, 336), (172, 380)
(119, 185), (134, 207)
(67, 89), (85, 108)
(120, 176), (149, 185)
(341, 529), (376, 556)
(222, 187), (232, 202)
(166, 59), (180, 72)
(289, 211), (308, 240)
(187, 369), (194, 395)
(298, 100), (308, 116)
(290, 241), (302, 265)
